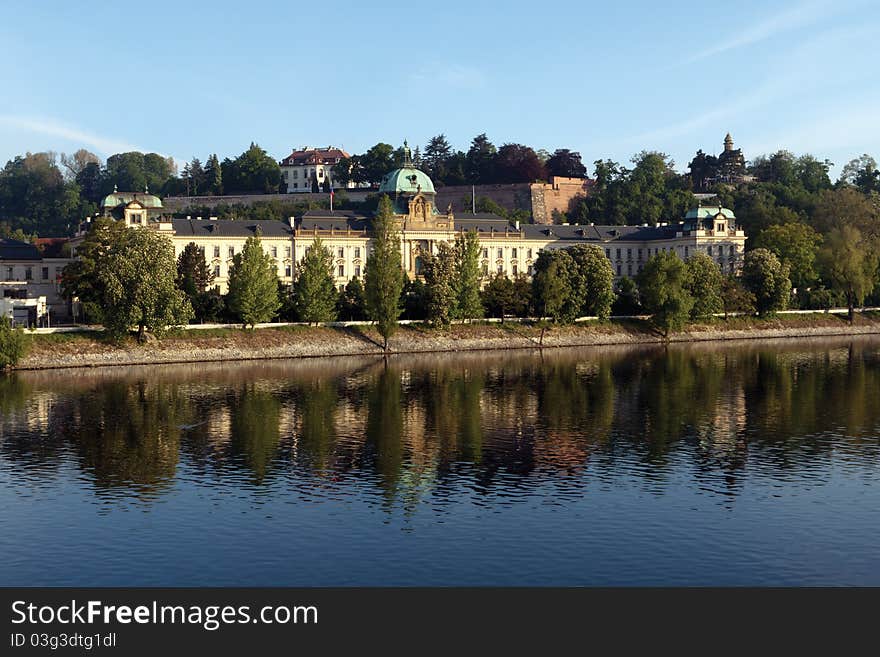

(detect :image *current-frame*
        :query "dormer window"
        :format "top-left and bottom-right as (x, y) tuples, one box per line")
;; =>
(130, 212), (143, 224)
(716, 222), (726, 232)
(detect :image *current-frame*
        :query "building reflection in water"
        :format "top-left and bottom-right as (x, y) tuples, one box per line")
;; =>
(3, 337), (880, 506)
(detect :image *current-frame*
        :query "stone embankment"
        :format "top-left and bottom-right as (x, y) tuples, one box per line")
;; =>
(17, 314), (880, 371)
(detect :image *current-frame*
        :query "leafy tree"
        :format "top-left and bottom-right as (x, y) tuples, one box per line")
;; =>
(494, 144), (547, 183)
(637, 251), (694, 336)
(336, 277), (367, 321)
(421, 241), (456, 327)
(60, 149), (100, 181)
(364, 195), (405, 350)
(688, 149), (719, 191)
(292, 237), (337, 324)
(227, 230), (282, 328)
(221, 143), (282, 194)
(62, 219), (192, 340)
(176, 242), (215, 296)
(753, 222), (822, 289)
(465, 133), (497, 184)
(750, 150), (798, 186)
(720, 275), (756, 318)
(0, 316), (28, 369)
(481, 273), (516, 320)
(360, 143), (395, 185)
(192, 289), (226, 323)
(545, 149), (587, 178)
(401, 278), (429, 320)
(104, 151), (175, 194)
(818, 225), (878, 321)
(532, 249), (577, 322)
(741, 248), (792, 315)
(685, 252), (723, 318)
(838, 154), (878, 192)
(0, 153), (84, 235)
(612, 276), (642, 315)
(511, 274), (533, 317)
(453, 230), (483, 320)
(812, 187), (880, 240)
(568, 244), (615, 319)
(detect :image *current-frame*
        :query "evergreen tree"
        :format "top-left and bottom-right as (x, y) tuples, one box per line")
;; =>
(189, 158), (205, 195)
(423, 134), (452, 182)
(336, 277), (367, 321)
(453, 230), (483, 320)
(205, 154), (223, 195)
(364, 195), (404, 350)
(421, 241), (456, 327)
(532, 249), (577, 323)
(465, 133), (497, 184)
(176, 242), (214, 296)
(227, 230), (281, 328)
(293, 237), (337, 324)
(637, 251), (694, 337)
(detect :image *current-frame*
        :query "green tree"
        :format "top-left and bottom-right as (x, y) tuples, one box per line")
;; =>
(204, 154), (223, 195)
(741, 248), (792, 315)
(721, 275), (756, 318)
(220, 143), (281, 194)
(612, 276), (642, 315)
(293, 237), (337, 324)
(421, 241), (456, 327)
(685, 252), (723, 318)
(0, 316), (28, 369)
(532, 249), (577, 323)
(336, 277), (367, 321)
(465, 133), (497, 184)
(176, 242), (215, 296)
(104, 151), (175, 194)
(453, 230), (483, 320)
(818, 225), (878, 321)
(568, 244), (615, 319)
(227, 230), (282, 328)
(638, 251), (694, 336)
(481, 273), (516, 320)
(62, 220), (192, 340)
(0, 153), (85, 235)
(364, 195), (404, 350)
(754, 222), (822, 289)
(546, 149), (587, 178)
(359, 143), (395, 185)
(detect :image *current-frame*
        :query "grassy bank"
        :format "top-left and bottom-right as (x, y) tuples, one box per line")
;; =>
(15, 311), (880, 371)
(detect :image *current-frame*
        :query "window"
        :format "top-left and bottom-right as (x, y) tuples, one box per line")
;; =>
(318, 170), (323, 178)
(214, 265), (221, 277)
(616, 248), (621, 259)
(729, 245), (735, 255)
(284, 265), (292, 277)
(292, 170), (298, 179)
(512, 263), (518, 276)
(228, 246), (234, 258)
(337, 247), (344, 258)
(616, 265), (622, 275)
(685, 246), (689, 258)
(482, 263), (488, 275)
(627, 264), (632, 276)
(5, 266), (12, 279)
(482, 248), (488, 258)
(285, 246), (292, 257)
(497, 264), (504, 274)
(271, 246), (278, 258)
(25, 267), (32, 280)
(293, 183), (298, 189)
(627, 248), (632, 259)
(355, 247), (361, 258)
(355, 265), (361, 277)
(213, 246), (220, 258)
(605, 248), (610, 259)
(42, 267), (49, 280)
(512, 248), (518, 259)
(717, 222), (725, 232)
(637, 248), (643, 259)
(283, 171), (288, 180)
(497, 248), (503, 259)
(707, 245), (713, 256)
(338, 265), (344, 277)
(527, 249), (533, 259)
(130, 213), (142, 224)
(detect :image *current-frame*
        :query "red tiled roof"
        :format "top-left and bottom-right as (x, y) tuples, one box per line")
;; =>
(280, 147), (350, 166)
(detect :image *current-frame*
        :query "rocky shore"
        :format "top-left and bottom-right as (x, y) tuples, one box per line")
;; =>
(16, 313), (880, 371)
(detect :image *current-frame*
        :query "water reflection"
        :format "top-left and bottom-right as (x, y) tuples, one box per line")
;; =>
(2, 338), (880, 505)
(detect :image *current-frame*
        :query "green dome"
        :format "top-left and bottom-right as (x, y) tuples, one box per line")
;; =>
(100, 191), (163, 210)
(684, 206), (735, 220)
(378, 167), (436, 195)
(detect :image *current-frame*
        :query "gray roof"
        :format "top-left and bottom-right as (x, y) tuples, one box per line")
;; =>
(521, 223), (680, 242)
(0, 238), (41, 261)
(298, 210), (369, 232)
(171, 218), (293, 238)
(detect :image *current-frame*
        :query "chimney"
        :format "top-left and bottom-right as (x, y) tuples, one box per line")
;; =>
(515, 220), (520, 230)
(289, 216), (295, 228)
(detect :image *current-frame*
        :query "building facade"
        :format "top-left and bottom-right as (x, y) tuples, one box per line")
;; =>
(279, 146), (354, 193)
(0, 238), (66, 325)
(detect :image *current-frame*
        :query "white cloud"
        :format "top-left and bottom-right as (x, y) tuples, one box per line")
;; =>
(0, 114), (143, 156)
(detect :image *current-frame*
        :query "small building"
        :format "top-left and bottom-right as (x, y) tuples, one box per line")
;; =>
(279, 146), (356, 193)
(1, 237), (69, 323)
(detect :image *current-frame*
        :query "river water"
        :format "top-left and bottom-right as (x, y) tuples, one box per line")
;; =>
(1, 337), (879, 585)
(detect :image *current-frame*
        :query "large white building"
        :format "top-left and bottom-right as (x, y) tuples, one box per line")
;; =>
(279, 146), (353, 193)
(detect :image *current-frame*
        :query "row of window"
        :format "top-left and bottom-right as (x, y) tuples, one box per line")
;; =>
(603, 244), (738, 261)
(481, 247), (533, 260)
(282, 168), (326, 180)
(205, 245), (291, 259)
(614, 259), (737, 277)
(4, 266), (57, 282)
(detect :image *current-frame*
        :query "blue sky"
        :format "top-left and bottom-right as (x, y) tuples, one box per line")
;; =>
(1, 0), (878, 177)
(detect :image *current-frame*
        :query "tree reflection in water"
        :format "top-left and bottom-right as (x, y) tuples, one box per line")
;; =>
(3, 337), (880, 504)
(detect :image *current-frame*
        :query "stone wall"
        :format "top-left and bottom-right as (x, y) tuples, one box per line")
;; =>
(529, 177), (593, 225)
